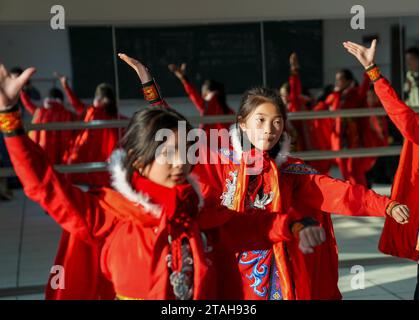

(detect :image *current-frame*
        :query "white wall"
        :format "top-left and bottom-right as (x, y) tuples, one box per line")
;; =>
(0, 26), (72, 98)
(322, 17), (400, 86)
(1, 0), (419, 24)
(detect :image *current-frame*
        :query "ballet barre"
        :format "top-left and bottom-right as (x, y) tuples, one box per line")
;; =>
(0, 146), (404, 177)
(22, 106), (419, 131)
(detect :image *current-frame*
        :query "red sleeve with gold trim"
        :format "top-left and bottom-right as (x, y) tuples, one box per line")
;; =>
(289, 173), (391, 217)
(374, 77), (419, 145)
(141, 79), (170, 108)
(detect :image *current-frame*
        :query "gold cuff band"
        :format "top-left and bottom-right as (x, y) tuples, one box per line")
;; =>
(0, 106), (24, 136)
(142, 80), (163, 104)
(291, 222), (305, 237)
(366, 64), (382, 82)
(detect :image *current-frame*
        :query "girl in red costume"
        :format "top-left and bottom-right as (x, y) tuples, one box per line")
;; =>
(21, 86), (106, 300)
(45, 75), (124, 299)
(344, 38), (419, 300)
(279, 53), (311, 153)
(313, 67), (377, 186)
(0, 61), (330, 300)
(219, 88), (409, 300)
(168, 63), (235, 134)
(119, 53), (410, 300)
(280, 63), (387, 298)
(57, 74), (121, 187)
(280, 53), (334, 174)
(20, 87), (74, 164)
(358, 75), (390, 185)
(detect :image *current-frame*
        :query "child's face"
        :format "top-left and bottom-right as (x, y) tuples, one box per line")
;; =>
(141, 131), (192, 188)
(335, 72), (351, 91)
(406, 53), (419, 72)
(201, 84), (215, 102)
(93, 97), (104, 108)
(239, 102), (284, 151)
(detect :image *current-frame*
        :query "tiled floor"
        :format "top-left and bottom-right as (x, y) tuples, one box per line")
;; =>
(333, 203), (418, 300)
(0, 188), (61, 296)
(331, 180), (416, 300)
(338, 263), (417, 300)
(0, 177), (417, 300)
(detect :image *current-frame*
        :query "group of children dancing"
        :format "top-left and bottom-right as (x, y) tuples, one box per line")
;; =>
(0, 39), (417, 300)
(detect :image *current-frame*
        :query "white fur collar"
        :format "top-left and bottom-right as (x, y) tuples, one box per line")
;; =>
(229, 124), (291, 166)
(107, 149), (204, 219)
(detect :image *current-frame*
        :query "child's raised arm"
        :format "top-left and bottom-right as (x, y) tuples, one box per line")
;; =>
(118, 53), (169, 108)
(0, 63), (116, 243)
(55, 72), (86, 115)
(168, 63), (206, 114)
(344, 40), (419, 144)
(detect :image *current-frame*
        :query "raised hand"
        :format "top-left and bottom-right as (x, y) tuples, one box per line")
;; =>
(390, 204), (410, 224)
(290, 52), (299, 71)
(168, 63), (186, 80)
(54, 72), (68, 87)
(343, 39), (377, 69)
(298, 226), (326, 254)
(0, 63), (36, 111)
(118, 53), (152, 84)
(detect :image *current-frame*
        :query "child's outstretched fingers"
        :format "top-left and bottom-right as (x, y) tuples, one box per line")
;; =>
(54, 71), (68, 87)
(0, 64), (36, 110)
(118, 53), (141, 70)
(118, 53), (152, 84)
(168, 63), (186, 80)
(342, 39), (377, 68)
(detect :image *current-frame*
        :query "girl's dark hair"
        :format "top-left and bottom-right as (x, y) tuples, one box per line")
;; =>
(121, 106), (193, 182)
(337, 69), (355, 82)
(317, 84), (334, 103)
(202, 79), (232, 115)
(237, 87), (288, 158)
(95, 83), (118, 117)
(406, 47), (419, 58)
(48, 87), (64, 101)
